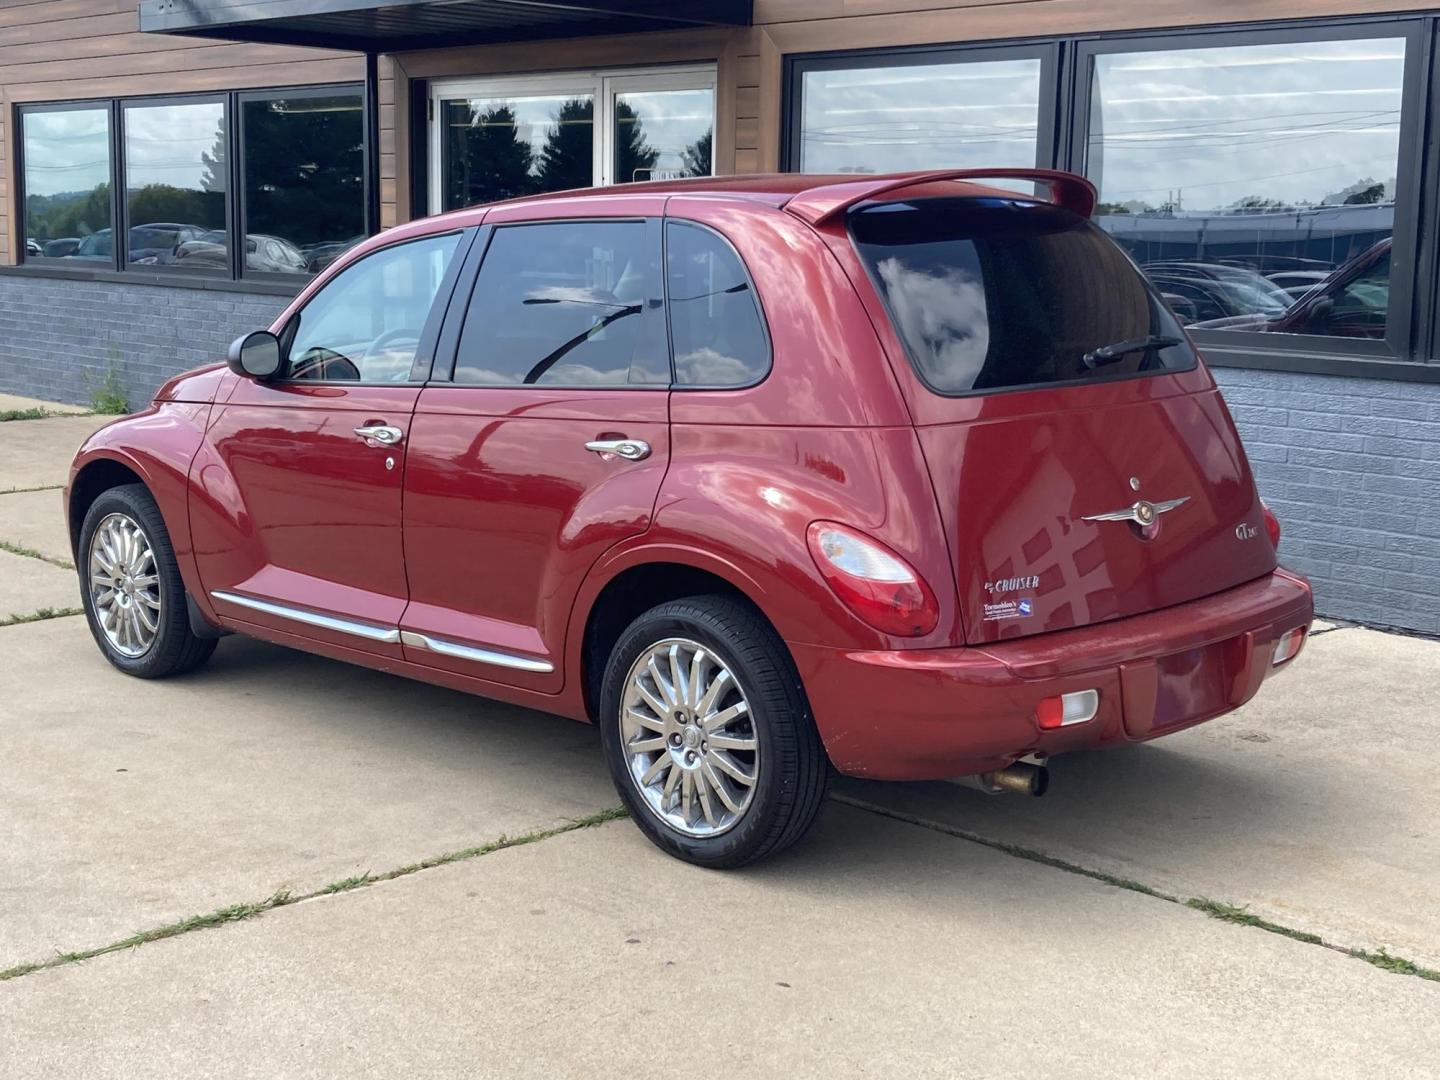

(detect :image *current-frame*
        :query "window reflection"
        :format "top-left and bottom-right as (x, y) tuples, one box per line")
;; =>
(613, 88), (713, 182)
(442, 93), (593, 210)
(799, 57), (1042, 173)
(1088, 37), (1405, 341)
(240, 92), (364, 275)
(123, 100), (226, 271)
(22, 107), (113, 262)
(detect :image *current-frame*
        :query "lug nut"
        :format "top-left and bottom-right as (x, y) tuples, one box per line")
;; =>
(685, 751), (696, 764)
(669, 733), (682, 747)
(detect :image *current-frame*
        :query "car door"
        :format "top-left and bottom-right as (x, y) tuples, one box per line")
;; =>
(400, 197), (671, 692)
(191, 228), (472, 658)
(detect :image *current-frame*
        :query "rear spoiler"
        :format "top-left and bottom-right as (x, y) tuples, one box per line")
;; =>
(783, 168), (1097, 227)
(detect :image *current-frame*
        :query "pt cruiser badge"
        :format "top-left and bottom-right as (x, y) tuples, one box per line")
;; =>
(1082, 496), (1190, 526)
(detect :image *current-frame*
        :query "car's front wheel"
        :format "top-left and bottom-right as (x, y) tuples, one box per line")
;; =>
(599, 595), (828, 867)
(78, 484), (217, 678)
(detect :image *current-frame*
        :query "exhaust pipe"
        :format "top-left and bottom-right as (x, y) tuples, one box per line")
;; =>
(952, 761), (1049, 797)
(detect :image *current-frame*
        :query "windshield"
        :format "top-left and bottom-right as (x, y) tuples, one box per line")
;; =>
(851, 196), (1197, 395)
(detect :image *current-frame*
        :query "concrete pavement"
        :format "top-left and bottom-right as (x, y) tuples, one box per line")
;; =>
(1, 409), (1437, 1075)
(4, 809), (1437, 1080)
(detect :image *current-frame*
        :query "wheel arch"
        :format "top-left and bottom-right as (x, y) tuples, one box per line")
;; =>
(68, 453), (153, 560)
(570, 546), (784, 724)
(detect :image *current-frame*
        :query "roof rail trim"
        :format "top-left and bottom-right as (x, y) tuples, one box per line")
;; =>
(782, 169), (1098, 226)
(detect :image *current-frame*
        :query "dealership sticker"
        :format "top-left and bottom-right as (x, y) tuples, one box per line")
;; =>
(984, 597), (1034, 621)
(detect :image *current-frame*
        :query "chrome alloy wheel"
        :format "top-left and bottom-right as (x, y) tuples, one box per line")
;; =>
(620, 638), (760, 837)
(88, 512), (161, 658)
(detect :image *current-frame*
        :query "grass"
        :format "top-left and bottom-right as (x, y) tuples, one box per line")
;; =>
(838, 794), (1440, 987)
(0, 605), (84, 627)
(0, 484), (64, 495)
(90, 356), (129, 415)
(0, 806), (627, 982)
(0, 539), (73, 570)
(0, 408), (52, 422)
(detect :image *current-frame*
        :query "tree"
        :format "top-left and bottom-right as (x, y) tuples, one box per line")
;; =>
(679, 128), (712, 178)
(450, 103), (535, 207)
(534, 98), (592, 192)
(242, 95), (365, 247)
(614, 100), (659, 184)
(1343, 182), (1387, 205)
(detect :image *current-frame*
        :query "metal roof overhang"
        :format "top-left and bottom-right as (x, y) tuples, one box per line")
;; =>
(138, 0), (753, 53)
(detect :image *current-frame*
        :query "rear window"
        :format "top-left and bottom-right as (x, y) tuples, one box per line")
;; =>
(851, 197), (1197, 395)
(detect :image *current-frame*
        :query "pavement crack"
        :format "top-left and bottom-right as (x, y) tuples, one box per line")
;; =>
(0, 806), (627, 983)
(834, 792), (1440, 986)
(0, 484), (64, 496)
(0, 539), (74, 570)
(0, 606), (84, 628)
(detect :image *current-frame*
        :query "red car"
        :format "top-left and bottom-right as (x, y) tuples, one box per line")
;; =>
(66, 169), (1313, 867)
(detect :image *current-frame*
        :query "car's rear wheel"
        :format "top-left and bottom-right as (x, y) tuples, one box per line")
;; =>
(78, 484), (216, 678)
(599, 595), (828, 867)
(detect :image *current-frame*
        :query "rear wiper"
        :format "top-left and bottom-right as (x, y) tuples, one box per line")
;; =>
(1080, 335), (1182, 370)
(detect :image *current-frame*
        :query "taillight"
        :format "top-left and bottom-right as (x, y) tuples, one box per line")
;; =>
(806, 522), (939, 637)
(1262, 501), (1282, 548)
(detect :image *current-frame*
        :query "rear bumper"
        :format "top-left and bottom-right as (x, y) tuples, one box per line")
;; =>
(790, 568), (1314, 780)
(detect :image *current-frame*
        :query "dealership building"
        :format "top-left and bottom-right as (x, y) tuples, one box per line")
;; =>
(0, 0), (1436, 633)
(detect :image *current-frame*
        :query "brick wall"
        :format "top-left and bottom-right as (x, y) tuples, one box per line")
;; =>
(0, 276), (288, 410)
(1214, 367), (1440, 635)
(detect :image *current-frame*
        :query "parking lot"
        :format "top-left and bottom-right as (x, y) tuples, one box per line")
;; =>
(2, 407), (1437, 1077)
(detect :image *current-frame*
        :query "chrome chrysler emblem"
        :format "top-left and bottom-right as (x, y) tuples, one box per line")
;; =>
(1083, 496), (1190, 526)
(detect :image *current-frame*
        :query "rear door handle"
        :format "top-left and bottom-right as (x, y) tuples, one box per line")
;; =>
(585, 438), (651, 461)
(355, 424), (403, 446)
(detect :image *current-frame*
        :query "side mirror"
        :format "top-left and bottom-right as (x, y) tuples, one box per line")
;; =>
(226, 330), (282, 380)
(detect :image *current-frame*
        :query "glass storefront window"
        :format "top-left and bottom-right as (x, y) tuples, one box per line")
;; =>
(21, 106), (113, 262)
(442, 92), (594, 210)
(241, 92), (365, 275)
(1087, 37), (1407, 341)
(123, 99), (227, 271)
(797, 56), (1044, 173)
(613, 88), (714, 182)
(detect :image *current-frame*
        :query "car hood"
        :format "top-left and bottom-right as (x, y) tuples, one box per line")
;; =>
(153, 363), (228, 403)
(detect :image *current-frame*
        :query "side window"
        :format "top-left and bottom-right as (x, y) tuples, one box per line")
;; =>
(453, 221), (667, 386)
(665, 221), (769, 387)
(285, 231), (461, 382)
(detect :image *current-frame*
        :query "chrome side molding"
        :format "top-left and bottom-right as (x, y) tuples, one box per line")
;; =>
(399, 630), (554, 674)
(210, 591), (402, 644)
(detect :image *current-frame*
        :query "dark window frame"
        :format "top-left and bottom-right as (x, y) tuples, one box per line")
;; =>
(783, 39), (1063, 175)
(14, 81), (369, 287)
(782, 14), (1440, 384)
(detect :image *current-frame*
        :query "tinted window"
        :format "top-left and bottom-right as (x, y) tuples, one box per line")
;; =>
(241, 91), (364, 276)
(852, 197), (1196, 395)
(21, 106), (113, 263)
(798, 56), (1043, 173)
(454, 221), (666, 386)
(441, 93), (593, 211)
(285, 232), (461, 382)
(123, 100), (226, 271)
(666, 221), (768, 386)
(1087, 36), (1406, 341)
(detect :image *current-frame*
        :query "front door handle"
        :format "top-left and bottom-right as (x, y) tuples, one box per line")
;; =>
(585, 438), (651, 461)
(355, 424), (403, 446)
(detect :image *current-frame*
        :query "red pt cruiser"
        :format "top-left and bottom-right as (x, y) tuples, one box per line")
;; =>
(67, 169), (1313, 867)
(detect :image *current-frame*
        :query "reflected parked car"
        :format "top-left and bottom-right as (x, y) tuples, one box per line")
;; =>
(303, 235), (365, 274)
(1192, 239), (1391, 339)
(41, 238), (81, 258)
(1145, 262), (1292, 325)
(66, 167), (1313, 867)
(63, 225), (211, 264)
(173, 232), (309, 274)
(1266, 269), (1330, 301)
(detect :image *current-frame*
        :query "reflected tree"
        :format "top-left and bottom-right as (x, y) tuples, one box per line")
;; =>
(242, 96), (365, 247)
(614, 100), (659, 183)
(450, 103), (535, 206)
(534, 98), (593, 192)
(680, 128), (713, 178)
(25, 182), (110, 241)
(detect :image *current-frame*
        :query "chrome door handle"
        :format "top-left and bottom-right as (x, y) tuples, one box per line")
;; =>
(354, 424), (403, 446)
(585, 438), (651, 461)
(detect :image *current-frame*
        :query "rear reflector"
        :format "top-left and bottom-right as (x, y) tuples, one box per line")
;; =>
(1037, 689), (1100, 730)
(1272, 626), (1307, 666)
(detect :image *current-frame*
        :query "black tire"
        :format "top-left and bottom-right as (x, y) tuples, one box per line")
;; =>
(599, 594), (828, 868)
(77, 484), (217, 679)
